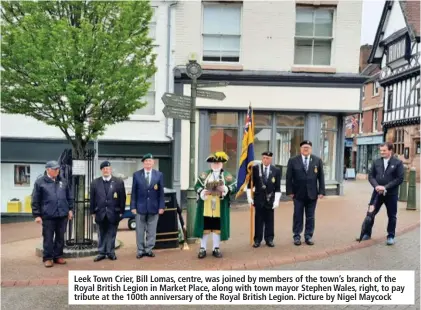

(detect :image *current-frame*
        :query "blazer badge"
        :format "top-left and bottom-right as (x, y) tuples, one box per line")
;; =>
(391, 165), (394, 169)
(314, 166), (318, 174)
(271, 177), (275, 183)
(154, 184), (158, 190)
(113, 192), (118, 199)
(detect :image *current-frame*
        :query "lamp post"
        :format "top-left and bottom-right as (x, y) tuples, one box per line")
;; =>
(185, 57), (202, 243)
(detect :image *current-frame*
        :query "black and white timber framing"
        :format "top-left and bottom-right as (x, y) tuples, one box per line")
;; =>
(368, 0), (420, 131)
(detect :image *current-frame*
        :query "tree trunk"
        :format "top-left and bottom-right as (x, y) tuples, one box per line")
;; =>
(72, 144), (87, 244)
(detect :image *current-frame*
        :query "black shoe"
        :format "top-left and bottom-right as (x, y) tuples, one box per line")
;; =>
(94, 255), (106, 262)
(305, 239), (314, 246)
(198, 248), (206, 259)
(266, 241), (275, 247)
(212, 248), (222, 258)
(145, 252), (155, 257)
(252, 242), (261, 248)
(108, 254), (117, 260)
(294, 239), (301, 246)
(136, 253), (144, 259)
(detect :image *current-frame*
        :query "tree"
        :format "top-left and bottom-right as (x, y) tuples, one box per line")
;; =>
(1, 1), (156, 244)
(1, 1), (156, 159)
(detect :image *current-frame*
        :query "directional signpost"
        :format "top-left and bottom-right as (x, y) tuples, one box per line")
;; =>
(161, 59), (228, 245)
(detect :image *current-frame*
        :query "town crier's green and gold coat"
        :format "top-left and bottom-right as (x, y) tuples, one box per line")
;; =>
(193, 170), (237, 241)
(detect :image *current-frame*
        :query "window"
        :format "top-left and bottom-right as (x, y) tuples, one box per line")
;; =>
(275, 114), (305, 179)
(417, 87), (420, 106)
(14, 164), (30, 187)
(294, 7), (334, 66)
(134, 75), (155, 115)
(372, 110), (378, 132)
(416, 141), (420, 154)
(387, 88), (393, 110)
(209, 112), (239, 176)
(254, 113), (272, 161)
(149, 7), (157, 40)
(320, 115), (337, 181)
(362, 85), (365, 99)
(359, 113), (363, 134)
(98, 158), (160, 194)
(372, 82), (379, 97)
(387, 38), (406, 64)
(393, 129), (404, 155)
(202, 4), (241, 62)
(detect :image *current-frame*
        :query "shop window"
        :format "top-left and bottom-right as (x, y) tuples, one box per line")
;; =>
(210, 128), (238, 176)
(254, 113), (272, 164)
(210, 112), (238, 126)
(320, 115), (337, 181)
(98, 158), (160, 194)
(14, 164), (30, 187)
(393, 129), (404, 155)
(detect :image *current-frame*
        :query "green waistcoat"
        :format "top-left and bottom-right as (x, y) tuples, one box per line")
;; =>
(193, 170), (237, 241)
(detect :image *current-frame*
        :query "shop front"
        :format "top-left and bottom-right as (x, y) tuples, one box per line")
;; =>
(172, 70), (365, 202)
(0, 138), (173, 214)
(356, 134), (383, 177)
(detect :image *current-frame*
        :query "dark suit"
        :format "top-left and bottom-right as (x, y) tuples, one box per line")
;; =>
(248, 164), (281, 243)
(130, 169), (165, 254)
(286, 154), (325, 241)
(90, 176), (126, 256)
(367, 156), (404, 238)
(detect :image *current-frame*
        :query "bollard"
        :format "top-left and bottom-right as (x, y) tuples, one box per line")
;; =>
(399, 165), (409, 202)
(406, 167), (417, 210)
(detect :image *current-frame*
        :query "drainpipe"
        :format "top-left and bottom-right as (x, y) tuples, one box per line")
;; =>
(165, 1), (178, 139)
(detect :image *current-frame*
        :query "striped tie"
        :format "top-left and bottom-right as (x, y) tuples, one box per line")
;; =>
(304, 157), (308, 172)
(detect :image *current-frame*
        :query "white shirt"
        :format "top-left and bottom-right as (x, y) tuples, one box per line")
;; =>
(301, 154), (310, 165)
(262, 165), (270, 178)
(102, 176), (111, 182)
(383, 158), (390, 171)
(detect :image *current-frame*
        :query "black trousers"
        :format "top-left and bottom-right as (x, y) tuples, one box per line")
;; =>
(42, 216), (68, 262)
(254, 206), (274, 243)
(293, 197), (317, 240)
(97, 216), (118, 256)
(366, 194), (398, 238)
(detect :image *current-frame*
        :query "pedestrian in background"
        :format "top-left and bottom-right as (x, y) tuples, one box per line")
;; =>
(31, 161), (73, 268)
(286, 140), (325, 246)
(130, 153), (165, 258)
(365, 142), (404, 245)
(90, 161), (126, 262)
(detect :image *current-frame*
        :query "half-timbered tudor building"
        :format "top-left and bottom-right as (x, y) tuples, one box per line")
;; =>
(368, 0), (420, 177)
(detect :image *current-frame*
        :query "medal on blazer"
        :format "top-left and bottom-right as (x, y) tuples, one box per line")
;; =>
(154, 184), (158, 190)
(113, 192), (118, 198)
(271, 177), (275, 183)
(59, 181), (63, 188)
(314, 166), (318, 174)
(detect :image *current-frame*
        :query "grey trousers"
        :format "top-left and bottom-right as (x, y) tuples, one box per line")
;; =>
(135, 213), (159, 254)
(98, 217), (118, 256)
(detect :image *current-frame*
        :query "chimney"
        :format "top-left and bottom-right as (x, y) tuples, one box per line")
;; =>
(359, 44), (373, 73)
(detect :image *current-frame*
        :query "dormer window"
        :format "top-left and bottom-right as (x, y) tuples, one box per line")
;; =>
(387, 37), (408, 66)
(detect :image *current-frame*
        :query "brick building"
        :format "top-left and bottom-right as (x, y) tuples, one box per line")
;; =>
(345, 46), (384, 179)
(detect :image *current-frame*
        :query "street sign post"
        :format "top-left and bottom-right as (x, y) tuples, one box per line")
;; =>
(197, 81), (229, 88)
(162, 105), (191, 120)
(162, 93), (191, 109)
(196, 89), (226, 101)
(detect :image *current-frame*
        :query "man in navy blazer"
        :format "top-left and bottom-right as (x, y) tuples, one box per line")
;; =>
(365, 142), (404, 245)
(130, 153), (165, 258)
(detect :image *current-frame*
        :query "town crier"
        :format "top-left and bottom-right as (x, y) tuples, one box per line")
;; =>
(193, 151), (237, 259)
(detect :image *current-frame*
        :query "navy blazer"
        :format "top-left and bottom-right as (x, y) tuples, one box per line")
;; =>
(90, 176), (126, 224)
(130, 169), (165, 215)
(368, 156), (404, 196)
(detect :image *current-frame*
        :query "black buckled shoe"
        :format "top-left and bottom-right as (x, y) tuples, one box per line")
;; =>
(108, 254), (117, 260)
(294, 239), (302, 246)
(198, 248), (206, 259)
(94, 255), (106, 262)
(266, 241), (275, 247)
(212, 248), (222, 258)
(146, 252), (155, 257)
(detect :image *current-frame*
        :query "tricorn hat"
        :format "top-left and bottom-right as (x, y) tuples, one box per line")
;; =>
(206, 151), (229, 163)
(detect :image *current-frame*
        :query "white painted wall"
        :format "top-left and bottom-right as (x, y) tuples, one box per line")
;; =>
(1, 163), (45, 213)
(175, 0), (362, 73)
(0, 1), (175, 143)
(184, 85), (360, 112)
(383, 0), (406, 39)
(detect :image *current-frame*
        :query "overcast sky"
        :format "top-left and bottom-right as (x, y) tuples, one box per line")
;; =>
(361, 0), (386, 45)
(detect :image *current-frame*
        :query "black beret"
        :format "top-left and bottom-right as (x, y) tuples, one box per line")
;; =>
(100, 161), (111, 170)
(300, 140), (312, 147)
(261, 151), (273, 157)
(141, 153), (154, 162)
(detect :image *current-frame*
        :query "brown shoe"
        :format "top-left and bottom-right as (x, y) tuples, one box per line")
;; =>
(44, 260), (54, 268)
(54, 258), (66, 264)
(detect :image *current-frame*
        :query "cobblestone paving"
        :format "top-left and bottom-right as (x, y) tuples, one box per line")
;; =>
(2, 229), (419, 310)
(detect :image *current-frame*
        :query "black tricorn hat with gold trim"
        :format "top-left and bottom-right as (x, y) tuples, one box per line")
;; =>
(206, 151), (229, 163)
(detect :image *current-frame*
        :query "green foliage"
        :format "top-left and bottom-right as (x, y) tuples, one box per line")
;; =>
(1, 1), (156, 155)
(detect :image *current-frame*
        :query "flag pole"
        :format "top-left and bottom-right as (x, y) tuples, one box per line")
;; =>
(250, 169), (254, 245)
